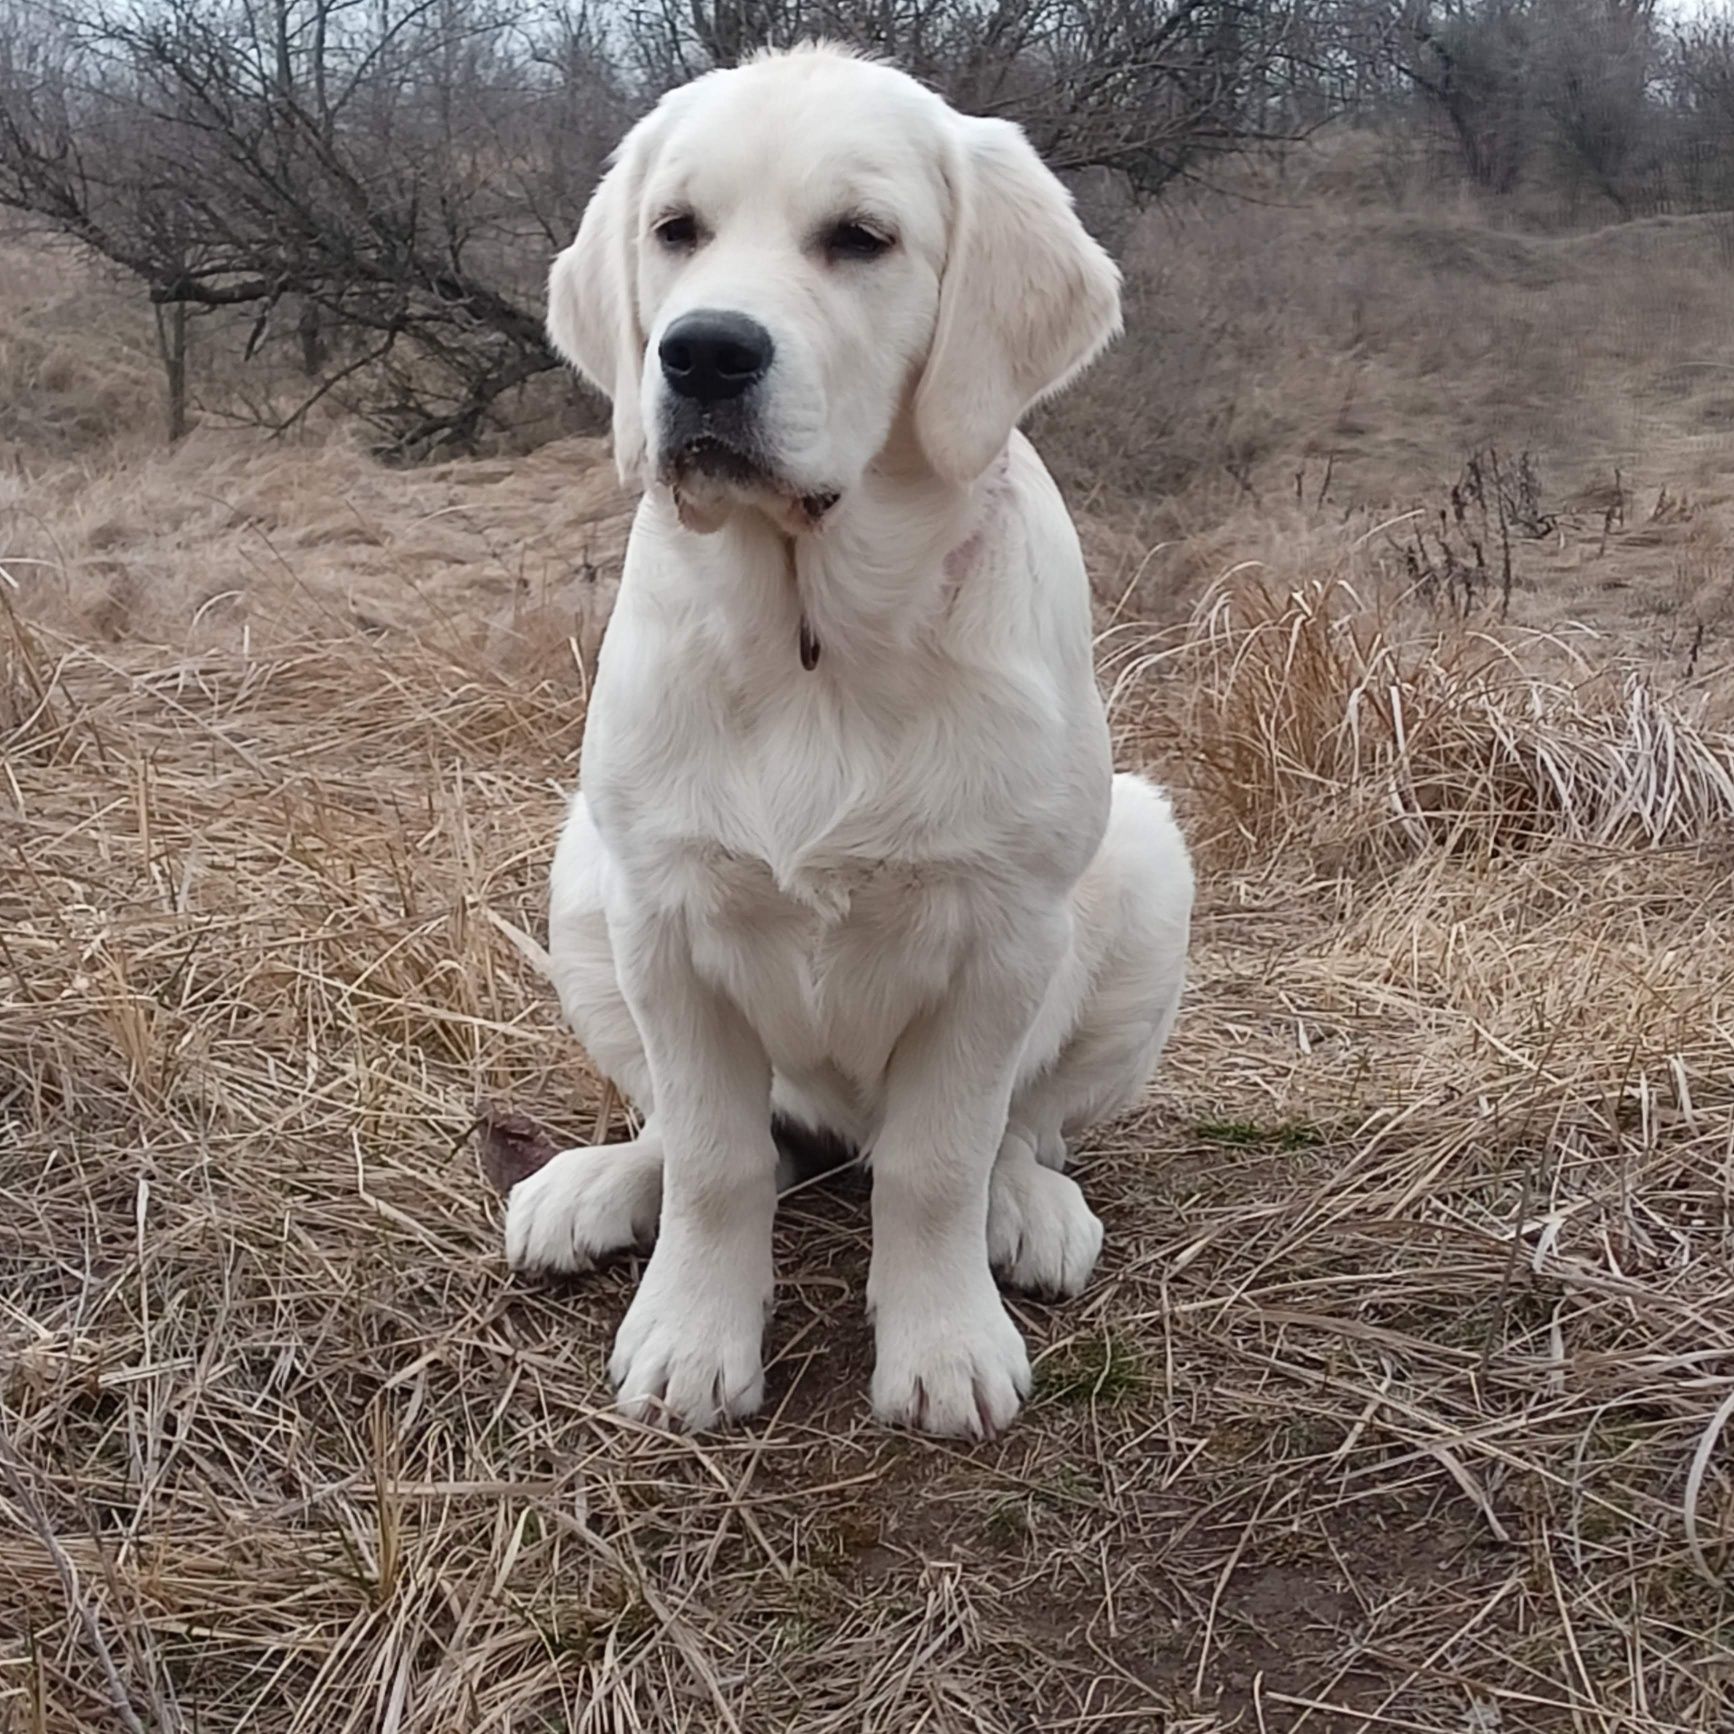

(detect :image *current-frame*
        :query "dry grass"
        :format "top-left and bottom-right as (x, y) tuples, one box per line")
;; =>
(1043, 149), (1734, 667)
(1121, 575), (1734, 867)
(0, 425), (630, 683)
(4, 168), (1734, 1728)
(4, 430), (1733, 1730)
(1045, 161), (1734, 519)
(0, 244), (162, 464)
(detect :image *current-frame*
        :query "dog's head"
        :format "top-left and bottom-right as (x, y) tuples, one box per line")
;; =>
(547, 44), (1120, 533)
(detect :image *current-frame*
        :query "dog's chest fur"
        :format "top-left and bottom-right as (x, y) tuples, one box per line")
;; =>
(684, 841), (970, 1092)
(596, 647), (1058, 1092)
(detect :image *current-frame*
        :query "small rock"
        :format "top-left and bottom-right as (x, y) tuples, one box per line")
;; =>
(474, 1100), (561, 1194)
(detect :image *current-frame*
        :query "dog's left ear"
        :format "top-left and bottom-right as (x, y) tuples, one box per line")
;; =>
(547, 122), (657, 487)
(914, 115), (1122, 487)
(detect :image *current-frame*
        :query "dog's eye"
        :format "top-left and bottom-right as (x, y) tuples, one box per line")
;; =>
(654, 212), (700, 251)
(824, 220), (894, 262)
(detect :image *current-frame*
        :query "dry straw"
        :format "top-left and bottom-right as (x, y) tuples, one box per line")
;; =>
(3, 538), (1732, 1729)
(1108, 573), (1734, 863)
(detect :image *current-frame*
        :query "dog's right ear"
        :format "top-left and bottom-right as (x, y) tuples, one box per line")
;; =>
(548, 125), (655, 488)
(914, 114), (1121, 487)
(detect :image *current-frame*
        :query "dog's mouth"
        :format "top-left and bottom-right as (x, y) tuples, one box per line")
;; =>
(661, 436), (839, 533)
(666, 434), (772, 491)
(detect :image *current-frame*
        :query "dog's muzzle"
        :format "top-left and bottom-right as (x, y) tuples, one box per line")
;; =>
(656, 311), (778, 495)
(653, 309), (838, 532)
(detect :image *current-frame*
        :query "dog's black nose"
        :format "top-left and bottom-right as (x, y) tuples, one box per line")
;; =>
(659, 312), (773, 403)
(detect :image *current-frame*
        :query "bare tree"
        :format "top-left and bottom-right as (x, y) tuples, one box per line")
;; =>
(1391, 0), (1538, 193)
(1373, 0), (1687, 212)
(0, 0), (626, 453)
(1536, 0), (1659, 213)
(620, 0), (1359, 197)
(0, 0), (1373, 454)
(1664, 14), (1734, 212)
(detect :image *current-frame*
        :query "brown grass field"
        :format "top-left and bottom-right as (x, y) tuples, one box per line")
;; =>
(3, 159), (1734, 1732)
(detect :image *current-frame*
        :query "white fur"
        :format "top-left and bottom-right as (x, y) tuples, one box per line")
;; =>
(511, 45), (1194, 1439)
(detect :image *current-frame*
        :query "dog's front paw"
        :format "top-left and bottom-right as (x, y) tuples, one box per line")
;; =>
(609, 1237), (770, 1430)
(869, 1282), (1031, 1440)
(504, 1143), (662, 1275)
(988, 1160), (1103, 1297)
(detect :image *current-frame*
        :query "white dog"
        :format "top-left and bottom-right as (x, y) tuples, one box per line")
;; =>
(505, 44), (1193, 1438)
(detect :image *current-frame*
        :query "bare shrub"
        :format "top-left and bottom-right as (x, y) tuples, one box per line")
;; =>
(1393, 447), (1557, 618)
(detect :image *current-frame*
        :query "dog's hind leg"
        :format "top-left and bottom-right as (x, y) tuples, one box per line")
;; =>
(547, 792), (655, 1114)
(505, 792), (663, 1275)
(989, 774), (1192, 1295)
(505, 1128), (665, 1273)
(986, 1124), (1103, 1297)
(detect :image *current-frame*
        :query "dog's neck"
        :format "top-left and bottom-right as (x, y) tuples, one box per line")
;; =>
(647, 446), (1011, 677)
(799, 459), (991, 666)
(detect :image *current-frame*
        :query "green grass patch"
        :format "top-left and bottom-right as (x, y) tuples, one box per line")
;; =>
(1034, 1335), (1146, 1405)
